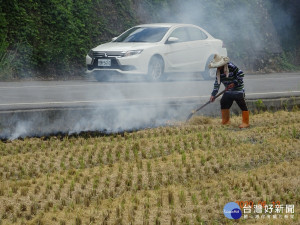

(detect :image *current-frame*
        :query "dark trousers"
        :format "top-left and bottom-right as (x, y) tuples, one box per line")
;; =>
(220, 92), (248, 111)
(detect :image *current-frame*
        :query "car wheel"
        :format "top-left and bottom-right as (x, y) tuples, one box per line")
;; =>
(202, 55), (217, 80)
(94, 72), (109, 82)
(147, 56), (165, 81)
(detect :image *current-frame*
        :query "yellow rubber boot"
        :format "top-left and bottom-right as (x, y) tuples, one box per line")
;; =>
(239, 111), (250, 128)
(221, 109), (230, 125)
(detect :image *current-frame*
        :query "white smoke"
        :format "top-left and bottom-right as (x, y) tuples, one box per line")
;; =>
(10, 121), (33, 140)
(138, 0), (287, 66)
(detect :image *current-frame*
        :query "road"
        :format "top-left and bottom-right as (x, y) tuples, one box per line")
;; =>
(0, 72), (299, 111)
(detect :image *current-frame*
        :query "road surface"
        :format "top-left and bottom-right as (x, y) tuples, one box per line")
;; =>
(0, 72), (299, 111)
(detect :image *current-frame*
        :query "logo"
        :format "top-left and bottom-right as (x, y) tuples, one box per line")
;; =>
(104, 52), (108, 58)
(224, 202), (242, 219)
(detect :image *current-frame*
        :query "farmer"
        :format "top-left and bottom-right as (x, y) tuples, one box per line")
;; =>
(209, 54), (249, 128)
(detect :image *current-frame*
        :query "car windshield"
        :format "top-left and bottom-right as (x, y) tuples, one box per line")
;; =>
(114, 27), (170, 43)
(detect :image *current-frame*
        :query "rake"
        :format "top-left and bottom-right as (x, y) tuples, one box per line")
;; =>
(186, 89), (226, 122)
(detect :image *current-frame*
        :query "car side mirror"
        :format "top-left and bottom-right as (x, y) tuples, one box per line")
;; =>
(112, 37), (117, 42)
(167, 37), (179, 44)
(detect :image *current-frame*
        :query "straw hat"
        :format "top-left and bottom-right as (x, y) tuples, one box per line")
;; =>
(208, 54), (230, 68)
(208, 54), (230, 84)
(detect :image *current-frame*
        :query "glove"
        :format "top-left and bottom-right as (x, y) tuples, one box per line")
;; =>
(210, 96), (215, 102)
(226, 83), (235, 90)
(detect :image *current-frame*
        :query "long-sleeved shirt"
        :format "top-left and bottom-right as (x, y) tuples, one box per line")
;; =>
(211, 62), (245, 96)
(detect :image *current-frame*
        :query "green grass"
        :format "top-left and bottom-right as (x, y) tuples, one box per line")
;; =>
(0, 110), (299, 224)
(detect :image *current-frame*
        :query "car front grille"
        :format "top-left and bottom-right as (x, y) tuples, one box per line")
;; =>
(87, 51), (136, 71)
(92, 51), (125, 58)
(87, 56), (136, 71)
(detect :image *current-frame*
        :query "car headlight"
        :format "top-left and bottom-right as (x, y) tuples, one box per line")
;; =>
(123, 49), (143, 57)
(87, 50), (93, 57)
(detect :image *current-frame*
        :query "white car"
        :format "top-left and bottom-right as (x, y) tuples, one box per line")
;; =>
(86, 23), (227, 81)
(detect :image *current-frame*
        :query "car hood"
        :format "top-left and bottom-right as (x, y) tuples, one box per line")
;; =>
(92, 42), (156, 52)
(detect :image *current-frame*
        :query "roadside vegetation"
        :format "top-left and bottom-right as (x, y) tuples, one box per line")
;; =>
(0, 110), (299, 224)
(0, 0), (299, 80)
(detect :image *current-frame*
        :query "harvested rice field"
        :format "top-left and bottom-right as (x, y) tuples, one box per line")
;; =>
(0, 110), (299, 224)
